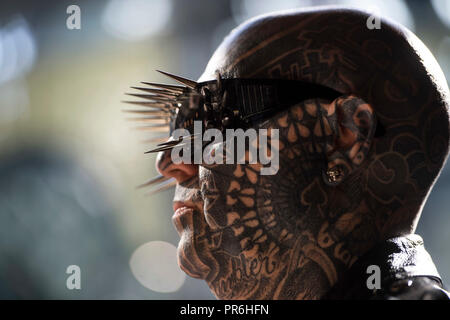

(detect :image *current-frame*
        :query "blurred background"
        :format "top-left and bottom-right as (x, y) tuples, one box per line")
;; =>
(0, 0), (448, 299)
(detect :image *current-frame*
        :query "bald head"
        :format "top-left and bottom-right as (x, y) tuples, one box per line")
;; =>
(161, 7), (450, 299)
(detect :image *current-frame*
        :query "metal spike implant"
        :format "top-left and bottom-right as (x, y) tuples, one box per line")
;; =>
(156, 133), (201, 146)
(126, 117), (170, 123)
(144, 142), (193, 154)
(123, 71), (201, 196)
(125, 93), (172, 103)
(133, 124), (171, 132)
(156, 70), (198, 89)
(130, 87), (178, 99)
(144, 140), (192, 153)
(136, 174), (170, 189)
(140, 82), (185, 94)
(144, 145), (180, 153)
(144, 133), (201, 153)
(121, 109), (169, 116)
(147, 178), (177, 195)
(121, 100), (172, 110)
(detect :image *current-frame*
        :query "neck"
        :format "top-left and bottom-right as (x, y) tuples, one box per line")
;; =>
(269, 234), (360, 300)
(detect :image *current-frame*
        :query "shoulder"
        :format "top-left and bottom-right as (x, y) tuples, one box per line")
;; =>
(373, 277), (450, 300)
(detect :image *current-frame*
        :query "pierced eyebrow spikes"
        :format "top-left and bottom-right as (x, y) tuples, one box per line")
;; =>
(155, 70), (198, 89)
(123, 70), (200, 194)
(123, 70), (342, 194)
(135, 174), (177, 195)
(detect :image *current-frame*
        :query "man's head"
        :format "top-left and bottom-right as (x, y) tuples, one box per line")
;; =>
(154, 7), (450, 299)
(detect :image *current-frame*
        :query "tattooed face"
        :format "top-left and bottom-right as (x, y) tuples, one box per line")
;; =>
(155, 8), (450, 299)
(158, 95), (377, 299)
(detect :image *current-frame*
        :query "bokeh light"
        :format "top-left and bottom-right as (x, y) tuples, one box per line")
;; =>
(0, 16), (36, 84)
(102, 0), (173, 41)
(436, 37), (450, 87)
(231, 0), (309, 24)
(431, 0), (450, 30)
(231, 0), (415, 31)
(337, 0), (415, 30)
(129, 241), (186, 293)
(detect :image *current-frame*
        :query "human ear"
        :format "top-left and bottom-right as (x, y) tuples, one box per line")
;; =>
(323, 95), (377, 186)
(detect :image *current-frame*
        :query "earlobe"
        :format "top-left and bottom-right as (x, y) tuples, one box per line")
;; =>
(323, 163), (348, 186)
(323, 95), (377, 186)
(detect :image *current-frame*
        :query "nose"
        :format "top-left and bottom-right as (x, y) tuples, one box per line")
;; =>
(156, 148), (198, 183)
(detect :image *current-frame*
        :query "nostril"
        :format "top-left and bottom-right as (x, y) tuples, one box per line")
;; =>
(166, 167), (196, 183)
(180, 163), (198, 176)
(155, 150), (198, 183)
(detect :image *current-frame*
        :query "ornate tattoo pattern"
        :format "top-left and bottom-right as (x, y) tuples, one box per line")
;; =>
(157, 8), (450, 299)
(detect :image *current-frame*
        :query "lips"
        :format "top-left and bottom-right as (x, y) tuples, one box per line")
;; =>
(172, 202), (195, 234)
(173, 206), (194, 218)
(173, 201), (194, 216)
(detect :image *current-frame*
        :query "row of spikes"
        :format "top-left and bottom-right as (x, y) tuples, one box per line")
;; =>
(122, 70), (200, 134)
(123, 70), (201, 195)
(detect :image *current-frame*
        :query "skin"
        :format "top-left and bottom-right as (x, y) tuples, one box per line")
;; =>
(156, 8), (450, 299)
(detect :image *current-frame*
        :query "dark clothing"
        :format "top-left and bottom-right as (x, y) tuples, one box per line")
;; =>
(324, 234), (450, 300)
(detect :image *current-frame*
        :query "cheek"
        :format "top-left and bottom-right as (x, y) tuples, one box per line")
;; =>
(199, 165), (234, 228)
(199, 163), (279, 254)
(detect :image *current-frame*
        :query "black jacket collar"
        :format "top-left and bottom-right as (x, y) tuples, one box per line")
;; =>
(324, 234), (443, 299)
